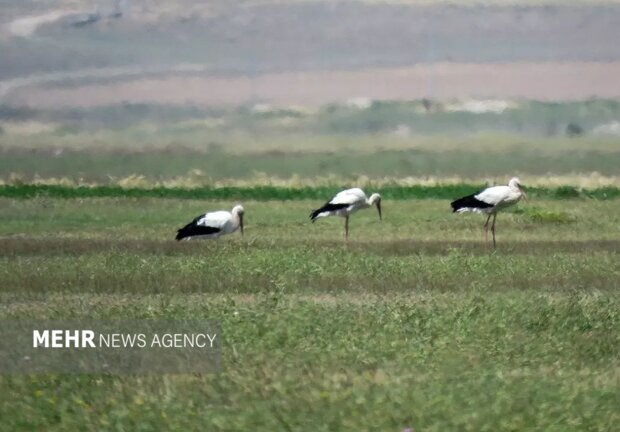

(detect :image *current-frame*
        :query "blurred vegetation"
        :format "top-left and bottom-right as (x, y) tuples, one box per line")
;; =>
(2, 99), (620, 183)
(3, 99), (620, 138)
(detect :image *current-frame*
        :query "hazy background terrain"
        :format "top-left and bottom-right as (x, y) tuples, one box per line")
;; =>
(2, 0), (620, 184)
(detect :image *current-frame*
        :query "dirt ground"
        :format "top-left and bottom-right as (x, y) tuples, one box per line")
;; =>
(6, 61), (620, 108)
(3, 2), (620, 107)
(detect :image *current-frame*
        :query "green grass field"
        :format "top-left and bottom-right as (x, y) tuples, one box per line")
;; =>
(1, 195), (619, 430)
(2, 183), (620, 201)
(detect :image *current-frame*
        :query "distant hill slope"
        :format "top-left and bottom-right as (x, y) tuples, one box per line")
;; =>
(3, 1), (620, 107)
(2, 2), (620, 80)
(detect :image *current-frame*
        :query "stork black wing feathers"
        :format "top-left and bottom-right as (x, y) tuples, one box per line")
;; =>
(309, 203), (349, 222)
(450, 194), (494, 213)
(175, 216), (221, 240)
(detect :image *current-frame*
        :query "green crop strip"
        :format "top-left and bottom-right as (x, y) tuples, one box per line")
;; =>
(1, 184), (619, 201)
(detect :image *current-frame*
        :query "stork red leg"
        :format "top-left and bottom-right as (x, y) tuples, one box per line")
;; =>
(491, 213), (497, 249)
(483, 213), (492, 243)
(344, 215), (349, 240)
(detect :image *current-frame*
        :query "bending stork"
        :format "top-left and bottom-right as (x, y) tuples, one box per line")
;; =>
(176, 204), (245, 241)
(451, 177), (527, 248)
(310, 188), (382, 239)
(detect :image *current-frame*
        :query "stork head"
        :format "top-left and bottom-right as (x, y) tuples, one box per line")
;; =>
(508, 177), (527, 200)
(232, 204), (245, 236)
(368, 193), (382, 220)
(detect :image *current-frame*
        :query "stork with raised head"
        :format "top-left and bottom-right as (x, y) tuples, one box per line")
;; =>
(176, 204), (245, 241)
(310, 188), (382, 239)
(451, 177), (527, 248)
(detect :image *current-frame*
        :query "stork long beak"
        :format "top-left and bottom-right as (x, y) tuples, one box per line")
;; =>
(519, 186), (528, 201)
(239, 214), (244, 237)
(377, 202), (382, 221)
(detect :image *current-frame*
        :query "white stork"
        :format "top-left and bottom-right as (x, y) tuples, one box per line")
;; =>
(451, 177), (527, 248)
(176, 204), (244, 241)
(310, 188), (382, 239)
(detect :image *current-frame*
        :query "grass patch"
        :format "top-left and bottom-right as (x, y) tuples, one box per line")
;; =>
(514, 206), (575, 224)
(0, 292), (618, 431)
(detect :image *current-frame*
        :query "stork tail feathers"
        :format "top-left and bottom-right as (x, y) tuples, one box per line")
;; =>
(174, 225), (189, 241)
(175, 222), (194, 241)
(309, 208), (324, 222)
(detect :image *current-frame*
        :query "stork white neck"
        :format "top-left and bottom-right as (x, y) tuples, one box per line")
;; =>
(367, 193), (381, 206)
(231, 204), (245, 235)
(366, 193), (382, 220)
(508, 177), (522, 190)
